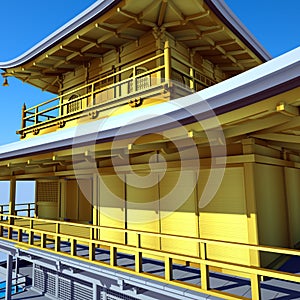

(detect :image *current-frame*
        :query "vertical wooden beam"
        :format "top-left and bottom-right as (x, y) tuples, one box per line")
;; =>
(164, 257), (173, 281)
(135, 251), (142, 273)
(250, 273), (261, 300)
(29, 219), (34, 245)
(244, 161), (260, 267)
(59, 179), (66, 220)
(55, 235), (61, 252)
(17, 229), (22, 242)
(92, 174), (98, 233)
(110, 246), (117, 266)
(55, 223), (60, 252)
(34, 180), (38, 218)
(8, 178), (16, 226)
(89, 242), (95, 261)
(164, 40), (171, 82)
(71, 239), (77, 256)
(200, 242), (209, 290)
(21, 103), (26, 129)
(41, 233), (46, 248)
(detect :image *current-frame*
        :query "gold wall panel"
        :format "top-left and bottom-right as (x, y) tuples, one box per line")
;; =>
(254, 164), (289, 266)
(199, 167), (250, 265)
(126, 173), (160, 249)
(99, 174), (126, 244)
(285, 167), (300, 246)
(160, 171), (199, 256)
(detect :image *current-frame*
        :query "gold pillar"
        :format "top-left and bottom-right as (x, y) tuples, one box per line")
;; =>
(164, 40), (171, 82)
(8, 178), (16, 225)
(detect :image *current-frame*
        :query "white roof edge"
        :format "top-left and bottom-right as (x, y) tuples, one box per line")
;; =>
(0, 46), (299, 160)
(198, 46), (300, 100)
(0, 0), (270, 70)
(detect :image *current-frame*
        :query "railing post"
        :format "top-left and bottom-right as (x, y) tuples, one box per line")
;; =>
(200, 242), (210, 290)
(27, 204), (31, 217)
(90, 227), (94, 240)
(59, 96), (63, 116)
(55, 223), (60, 252)
(41, 233), (46, 248)
(21, 103), (26, 129)
(0, 205), (3, 221)
(164, 40), (171, 83)
(35, 107), (39, 125)
(89, 242), (95, 261)
(71, 238), (77, 256)
(8, 178), (16, 226)
(190, 67), (195, 90)
(110, 246), (117, 266)
(251, 273), (261, 300)
(29, 219), (34, 245)
(164, 257), (173, 281)
(17, 229), (22, 242)
(132, 66), (136, 93)
(135, 233), (142, 273)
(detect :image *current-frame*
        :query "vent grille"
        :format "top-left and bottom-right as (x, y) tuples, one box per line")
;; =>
(33, 268), (45, 291)
(33, 265), (139, 300)
(107, 289), (138, 300)
(58, 276), (71, 300)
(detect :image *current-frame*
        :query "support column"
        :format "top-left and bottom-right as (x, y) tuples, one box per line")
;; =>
(8, 178), (16, 226)
(164, 40), (171, 83)
(5, 254), (13, 300)
(92, 174), (99, 240)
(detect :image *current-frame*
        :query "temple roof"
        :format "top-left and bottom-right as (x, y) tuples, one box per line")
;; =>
(0, 0), (271, 93)
(0, 46), (298, 162)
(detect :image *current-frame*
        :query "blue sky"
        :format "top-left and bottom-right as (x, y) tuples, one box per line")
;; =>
(0, 0), (299, 145)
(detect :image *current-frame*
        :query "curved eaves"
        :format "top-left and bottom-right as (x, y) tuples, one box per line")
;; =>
(0, 0), (122, 69)
(0, 46), (299, 161)
(0, 0), (271, 71)
(205, 0), (272, 61)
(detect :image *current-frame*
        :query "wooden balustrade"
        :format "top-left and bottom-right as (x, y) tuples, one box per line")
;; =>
(0, 212), (299, 299)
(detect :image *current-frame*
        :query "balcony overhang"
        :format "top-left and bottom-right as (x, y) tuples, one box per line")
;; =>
(0, 0), (271, 93)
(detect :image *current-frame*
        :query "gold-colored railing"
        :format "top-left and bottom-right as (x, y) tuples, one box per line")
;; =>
(0, 212), (299, 300)
(0, 202), (35, 219)
(18, 44), (215, 135)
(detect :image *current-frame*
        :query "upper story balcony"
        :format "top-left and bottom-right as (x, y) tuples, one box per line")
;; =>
(17, 43), (216, 139)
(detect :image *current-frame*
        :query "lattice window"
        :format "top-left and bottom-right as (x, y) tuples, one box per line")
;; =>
(68, 94), (82, 113)
(128, 67), (150, 93)
(37, 181), (58, 203)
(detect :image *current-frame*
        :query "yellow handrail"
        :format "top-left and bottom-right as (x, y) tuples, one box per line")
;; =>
(0, 212), (300, 300)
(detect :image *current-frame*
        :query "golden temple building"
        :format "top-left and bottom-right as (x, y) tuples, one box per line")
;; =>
(0, 0), (299, 299)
